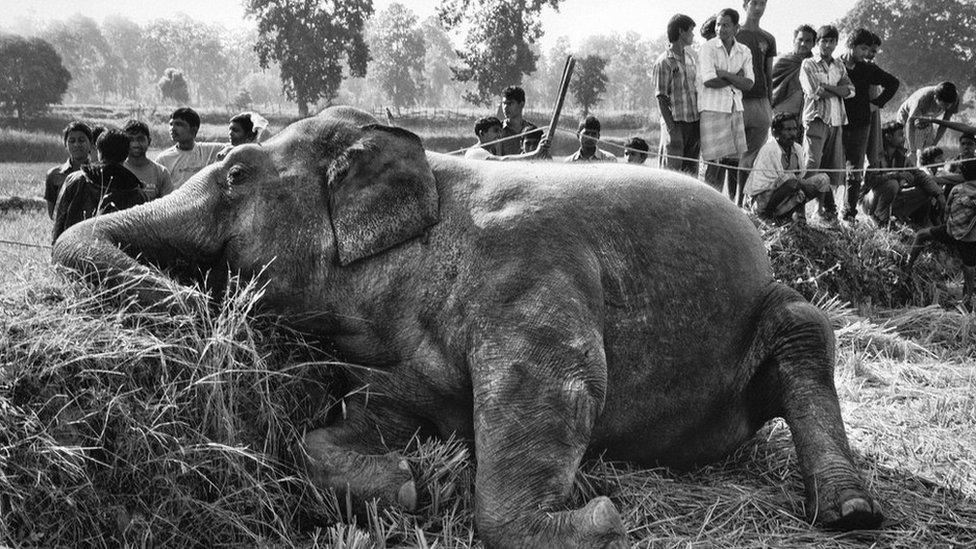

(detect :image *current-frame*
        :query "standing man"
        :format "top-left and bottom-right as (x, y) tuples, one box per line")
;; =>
(498, 86), (538, 157)
(45, 121), (93, 219)
(155, 107), (225, 195)
(564, 116), (617, 162)
(735, 0), (776, 207)
(771, 25), (816, 141)
(122, 119), (172, 201)
(863, 33), (886, 175)
(839, 28), (900, 224)
(799, 25), (854, 225)
(653, 13), (700, 174)
(897, 82), (960, 165)
(698, 8), (754, 197)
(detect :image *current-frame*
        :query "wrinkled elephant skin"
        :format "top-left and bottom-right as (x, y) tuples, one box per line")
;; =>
(53, 106), (883, 548)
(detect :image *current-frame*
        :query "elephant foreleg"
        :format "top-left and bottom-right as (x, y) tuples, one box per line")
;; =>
(469, 323), (628, 549)
(746, 285), (884, 530)
(303, 398), (418, 519)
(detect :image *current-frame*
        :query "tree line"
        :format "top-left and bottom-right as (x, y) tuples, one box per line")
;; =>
(1, 0), (973, 121)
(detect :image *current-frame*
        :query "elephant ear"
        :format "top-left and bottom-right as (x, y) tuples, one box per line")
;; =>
(326, 124), (440, 266)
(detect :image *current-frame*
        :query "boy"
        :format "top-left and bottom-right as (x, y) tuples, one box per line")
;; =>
(52, 129), (147, 242)
(498, 86), (538, 156)
(465, 117), (503, 160)
(735, 0), (777, 206)
(654, 13), (699, 174)
(624, 137), (650, 164)
(839, 28), (900, 223)
(122, 119), (172, 200)
(565, 116), (617, 162)
(897, 82), (959, 165)
(45, 121), (93, 219)
(155, 107), (225, 193)
(799, 25), (854, 225)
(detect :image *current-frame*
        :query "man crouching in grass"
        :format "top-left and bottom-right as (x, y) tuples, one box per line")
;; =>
(52, 128), (148, 243)
(743, 112), (830, 225)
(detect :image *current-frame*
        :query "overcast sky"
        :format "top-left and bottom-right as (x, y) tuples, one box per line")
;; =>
(3, 0), (858, 51)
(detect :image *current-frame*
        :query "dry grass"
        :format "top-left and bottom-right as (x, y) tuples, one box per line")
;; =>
(1, 205), (975, 547)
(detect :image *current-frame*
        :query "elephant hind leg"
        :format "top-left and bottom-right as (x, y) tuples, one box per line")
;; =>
(745, 284), (883, 530)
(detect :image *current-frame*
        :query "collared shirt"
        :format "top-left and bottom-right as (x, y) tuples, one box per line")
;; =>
(799, 53), (854, 127)
(44, 159), (84, 205)
(697, 38), (754, 114)
(653, 45), (699, 122)
(564, 148), (618, 163)
(745, 139), (808, 197)
(498, 118), (537, 156)
(947, 182), (976, 241)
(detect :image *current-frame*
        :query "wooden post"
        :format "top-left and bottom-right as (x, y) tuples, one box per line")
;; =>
(546, 55), (576, 157)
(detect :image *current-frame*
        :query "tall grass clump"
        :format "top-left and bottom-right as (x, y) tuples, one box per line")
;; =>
(0, 273), (341, 547)
(763, 221), (956, 308)
(0, 129), (65, 163)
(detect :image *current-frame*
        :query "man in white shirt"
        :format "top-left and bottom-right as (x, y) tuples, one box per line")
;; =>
(799, 25), (854, 224)
(464, 117), (504, 160)
(122, 119), (171, 200)
(155, 107), (225, 195)
(697, 8), (755, 196)
(744, 112), (830, 224)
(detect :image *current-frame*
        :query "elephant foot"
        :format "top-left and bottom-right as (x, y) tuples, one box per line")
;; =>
(304, 428), (417, 516)
(810, 487), (884, 531)
(479, 496), (627, 549)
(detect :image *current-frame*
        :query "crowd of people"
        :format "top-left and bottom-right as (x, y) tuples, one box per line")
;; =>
(45, 108), (267, 242)
(42, 1), (975, 308)
(460, 2), (976, 309)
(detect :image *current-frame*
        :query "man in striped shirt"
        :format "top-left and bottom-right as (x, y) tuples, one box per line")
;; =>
(653, 14), (699, 174)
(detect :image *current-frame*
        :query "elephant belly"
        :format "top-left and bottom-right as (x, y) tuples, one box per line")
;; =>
(587, 290), (765, 467)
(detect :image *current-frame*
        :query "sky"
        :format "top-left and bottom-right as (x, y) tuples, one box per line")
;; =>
(3, 0), (860, 52)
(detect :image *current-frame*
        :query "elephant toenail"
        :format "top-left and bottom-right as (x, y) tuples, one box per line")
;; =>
(398, 480), (417, 511)
(841, 497), (870, 517)
(398, 459), (410, 472)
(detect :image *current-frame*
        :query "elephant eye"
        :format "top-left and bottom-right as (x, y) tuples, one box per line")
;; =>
(226, 165), (247, 186)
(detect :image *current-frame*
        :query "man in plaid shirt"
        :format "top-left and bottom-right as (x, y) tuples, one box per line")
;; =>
(654, 14), (700, 174)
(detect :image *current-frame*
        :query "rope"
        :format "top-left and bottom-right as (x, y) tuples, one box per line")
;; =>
(446, 123), (951, 174)
(548, 126), (953, 174)
(0, 238), (51, 250)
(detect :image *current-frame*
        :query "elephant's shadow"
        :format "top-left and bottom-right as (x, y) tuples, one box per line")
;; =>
(561, 419), (976, 546)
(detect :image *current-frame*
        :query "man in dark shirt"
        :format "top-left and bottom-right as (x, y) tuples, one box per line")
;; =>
(498, 86), (538, 157)
(44, 121), (93, 219)
(839, 28), (900, 223)
(52, 128), (147, 243)
(735, 0), (776, 207)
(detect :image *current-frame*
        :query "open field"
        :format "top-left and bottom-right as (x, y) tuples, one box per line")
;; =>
(1, 201), (974, 547)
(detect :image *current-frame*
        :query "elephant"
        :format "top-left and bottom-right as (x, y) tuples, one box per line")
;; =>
(53, 106), (884, 548)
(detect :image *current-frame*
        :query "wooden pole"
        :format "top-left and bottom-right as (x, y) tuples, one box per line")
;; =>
(546, 55), (576, 154)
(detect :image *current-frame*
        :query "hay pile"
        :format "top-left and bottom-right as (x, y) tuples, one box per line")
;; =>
(762, 221), (957, 309)
(2, 228), (975, 547)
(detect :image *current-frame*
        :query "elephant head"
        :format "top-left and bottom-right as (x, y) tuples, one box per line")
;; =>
(53, 106), (440, 313)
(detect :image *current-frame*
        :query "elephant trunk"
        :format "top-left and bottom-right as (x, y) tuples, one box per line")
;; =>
(52, 166), (227, 303)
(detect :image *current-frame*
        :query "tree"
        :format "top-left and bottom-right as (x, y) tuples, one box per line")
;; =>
(838, 0), (976, 89)
(42, 16), (116, 103)
(158, 68), (190, 104)
(246, 0), (373, 117)
(233, 89), (253, 110)
(438, 0), (563, 106)
(143, 19), (230, 106)
(578, 32), (663, 112)
(0, 34), (71, 121)
(101, 17), (145, 101)
(368, 3), (426, 109)
(570, 55), (608, 116)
